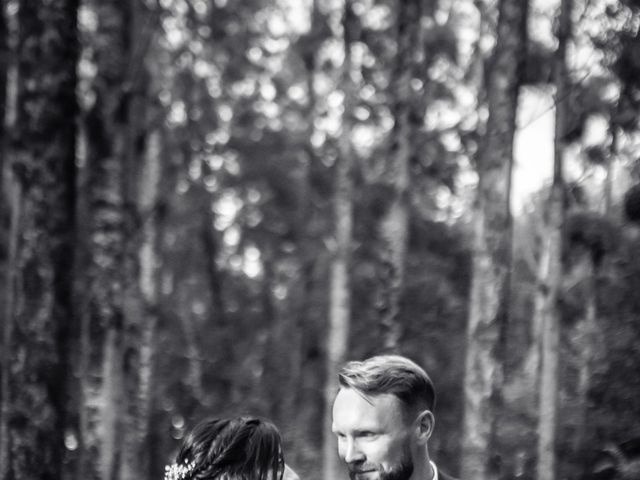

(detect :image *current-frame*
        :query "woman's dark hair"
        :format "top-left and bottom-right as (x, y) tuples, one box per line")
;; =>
(174, 416), (285, 480)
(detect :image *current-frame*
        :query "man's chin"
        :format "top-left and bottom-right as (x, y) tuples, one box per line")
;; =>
(349, 465), (413, 480)
(349, 471), (379, 480)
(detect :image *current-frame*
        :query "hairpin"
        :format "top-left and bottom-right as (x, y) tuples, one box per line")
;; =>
(164, 460), (196, 480)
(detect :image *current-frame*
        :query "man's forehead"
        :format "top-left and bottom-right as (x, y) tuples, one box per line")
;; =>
(335, 387), (402, 405)
(333, 388), (405, 425)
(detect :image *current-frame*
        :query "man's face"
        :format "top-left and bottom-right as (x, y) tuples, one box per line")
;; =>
(332, 388), (415, 480)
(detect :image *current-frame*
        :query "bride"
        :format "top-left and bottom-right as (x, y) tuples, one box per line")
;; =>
(164, 416), (300, 480)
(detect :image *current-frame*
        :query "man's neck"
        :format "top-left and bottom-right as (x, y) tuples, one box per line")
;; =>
(409, 458), (435, 480)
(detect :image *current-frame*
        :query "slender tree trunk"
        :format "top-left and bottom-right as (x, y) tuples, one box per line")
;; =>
(536, 1), (572, 479)
(0, 1), (14, 466)
(0, 170), (19, 480)
(283, 75), (318, 442)
(79, 2), (131, 479)
(2, 0), (78, 478)
(178, 291), (205, 405)
(177, 66), (209, 410)
(1, 14), (19, 469)
(201, 201), (226, 323)
(82, 127), (126, 480)
(535, 189), (563, 480)
(323, 3), (356, 480)
(120, 4), (161, 478)
(260, 250), (281, 413)
(461, 1), (528, 479)
(572, 256), (596, 454)
(286, 0), (324, 464)
(120, 126), (163, 480)
(375, 0), (423, 351)
(0, 0), (7, 187)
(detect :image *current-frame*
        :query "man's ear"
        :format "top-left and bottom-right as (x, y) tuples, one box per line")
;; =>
(414, 410), (434, 444)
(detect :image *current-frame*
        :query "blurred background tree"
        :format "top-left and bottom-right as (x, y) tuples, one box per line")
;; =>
(2, 1), (640, 480)
(0, 0), (78, 479)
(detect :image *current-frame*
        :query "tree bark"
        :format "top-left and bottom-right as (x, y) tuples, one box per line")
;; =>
(120, 4), (162, 478)
(284, 27), (319, 441)
(285, 0), (325, 465)
(322, 2), (356, 480)
(79, 2), (131, 479)
(375, 0), (423, 351)
(1, 0), (17, 198)
(0, 0), (7, 188)
(572, 255), (597, 455)
(201, 200), (226, 324)
(536, 1), (572, 479)
(0, 0), (15, 458)
(461, 1), (528, 479)
(0, 176), (19, 480)
(120, 127), (163, 480)
(1, 0), (78, 478)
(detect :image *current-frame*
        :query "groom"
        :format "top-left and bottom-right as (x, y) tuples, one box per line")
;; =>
(331, 354), (458, 480)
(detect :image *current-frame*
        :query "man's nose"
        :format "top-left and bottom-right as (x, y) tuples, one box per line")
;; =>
(343, 439), (365, 464)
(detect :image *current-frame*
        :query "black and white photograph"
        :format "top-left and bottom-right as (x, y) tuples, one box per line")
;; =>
(1, 0), (640, 479)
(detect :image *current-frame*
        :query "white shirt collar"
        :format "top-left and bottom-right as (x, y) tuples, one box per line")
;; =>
(430, 460), (439, 480)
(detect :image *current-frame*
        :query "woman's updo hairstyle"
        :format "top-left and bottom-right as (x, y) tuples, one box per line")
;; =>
(168, 416), (285, 480)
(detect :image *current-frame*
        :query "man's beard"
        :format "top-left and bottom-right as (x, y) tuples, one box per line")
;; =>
(348, 451), (414, 480)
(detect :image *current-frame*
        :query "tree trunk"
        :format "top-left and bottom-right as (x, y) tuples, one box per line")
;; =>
(79, 2), (131, 479)
(461, 1), (528, 479)
(286, 0), (324, 465)
(0, 176), (19, 480)
(178, 290), (205, 406)
(375, 0), (423, 351)
(572, 256), (597, 455)
(0, 0), (7, 187)
(0, 0), (16, 198)
(283, 75), (318, 448)
(1, 13), (18, 470)
(120, 127), (163, 480)
(323, 2), (356, 480)
(1, 0), (78, 478)
(0, 1), (15, 458)
(535, 187), (563, 480)
(536, 1), (572, 479)
(120, 4), (162, 478)
(201, 198), (226, 324)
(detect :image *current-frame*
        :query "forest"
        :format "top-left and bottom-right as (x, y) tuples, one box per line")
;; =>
(1, 0), (640, 479)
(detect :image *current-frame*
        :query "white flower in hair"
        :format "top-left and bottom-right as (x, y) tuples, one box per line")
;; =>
(164, 460), (196, 480)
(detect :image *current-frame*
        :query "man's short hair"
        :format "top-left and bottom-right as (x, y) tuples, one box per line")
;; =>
(338, 354), (436, 413)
